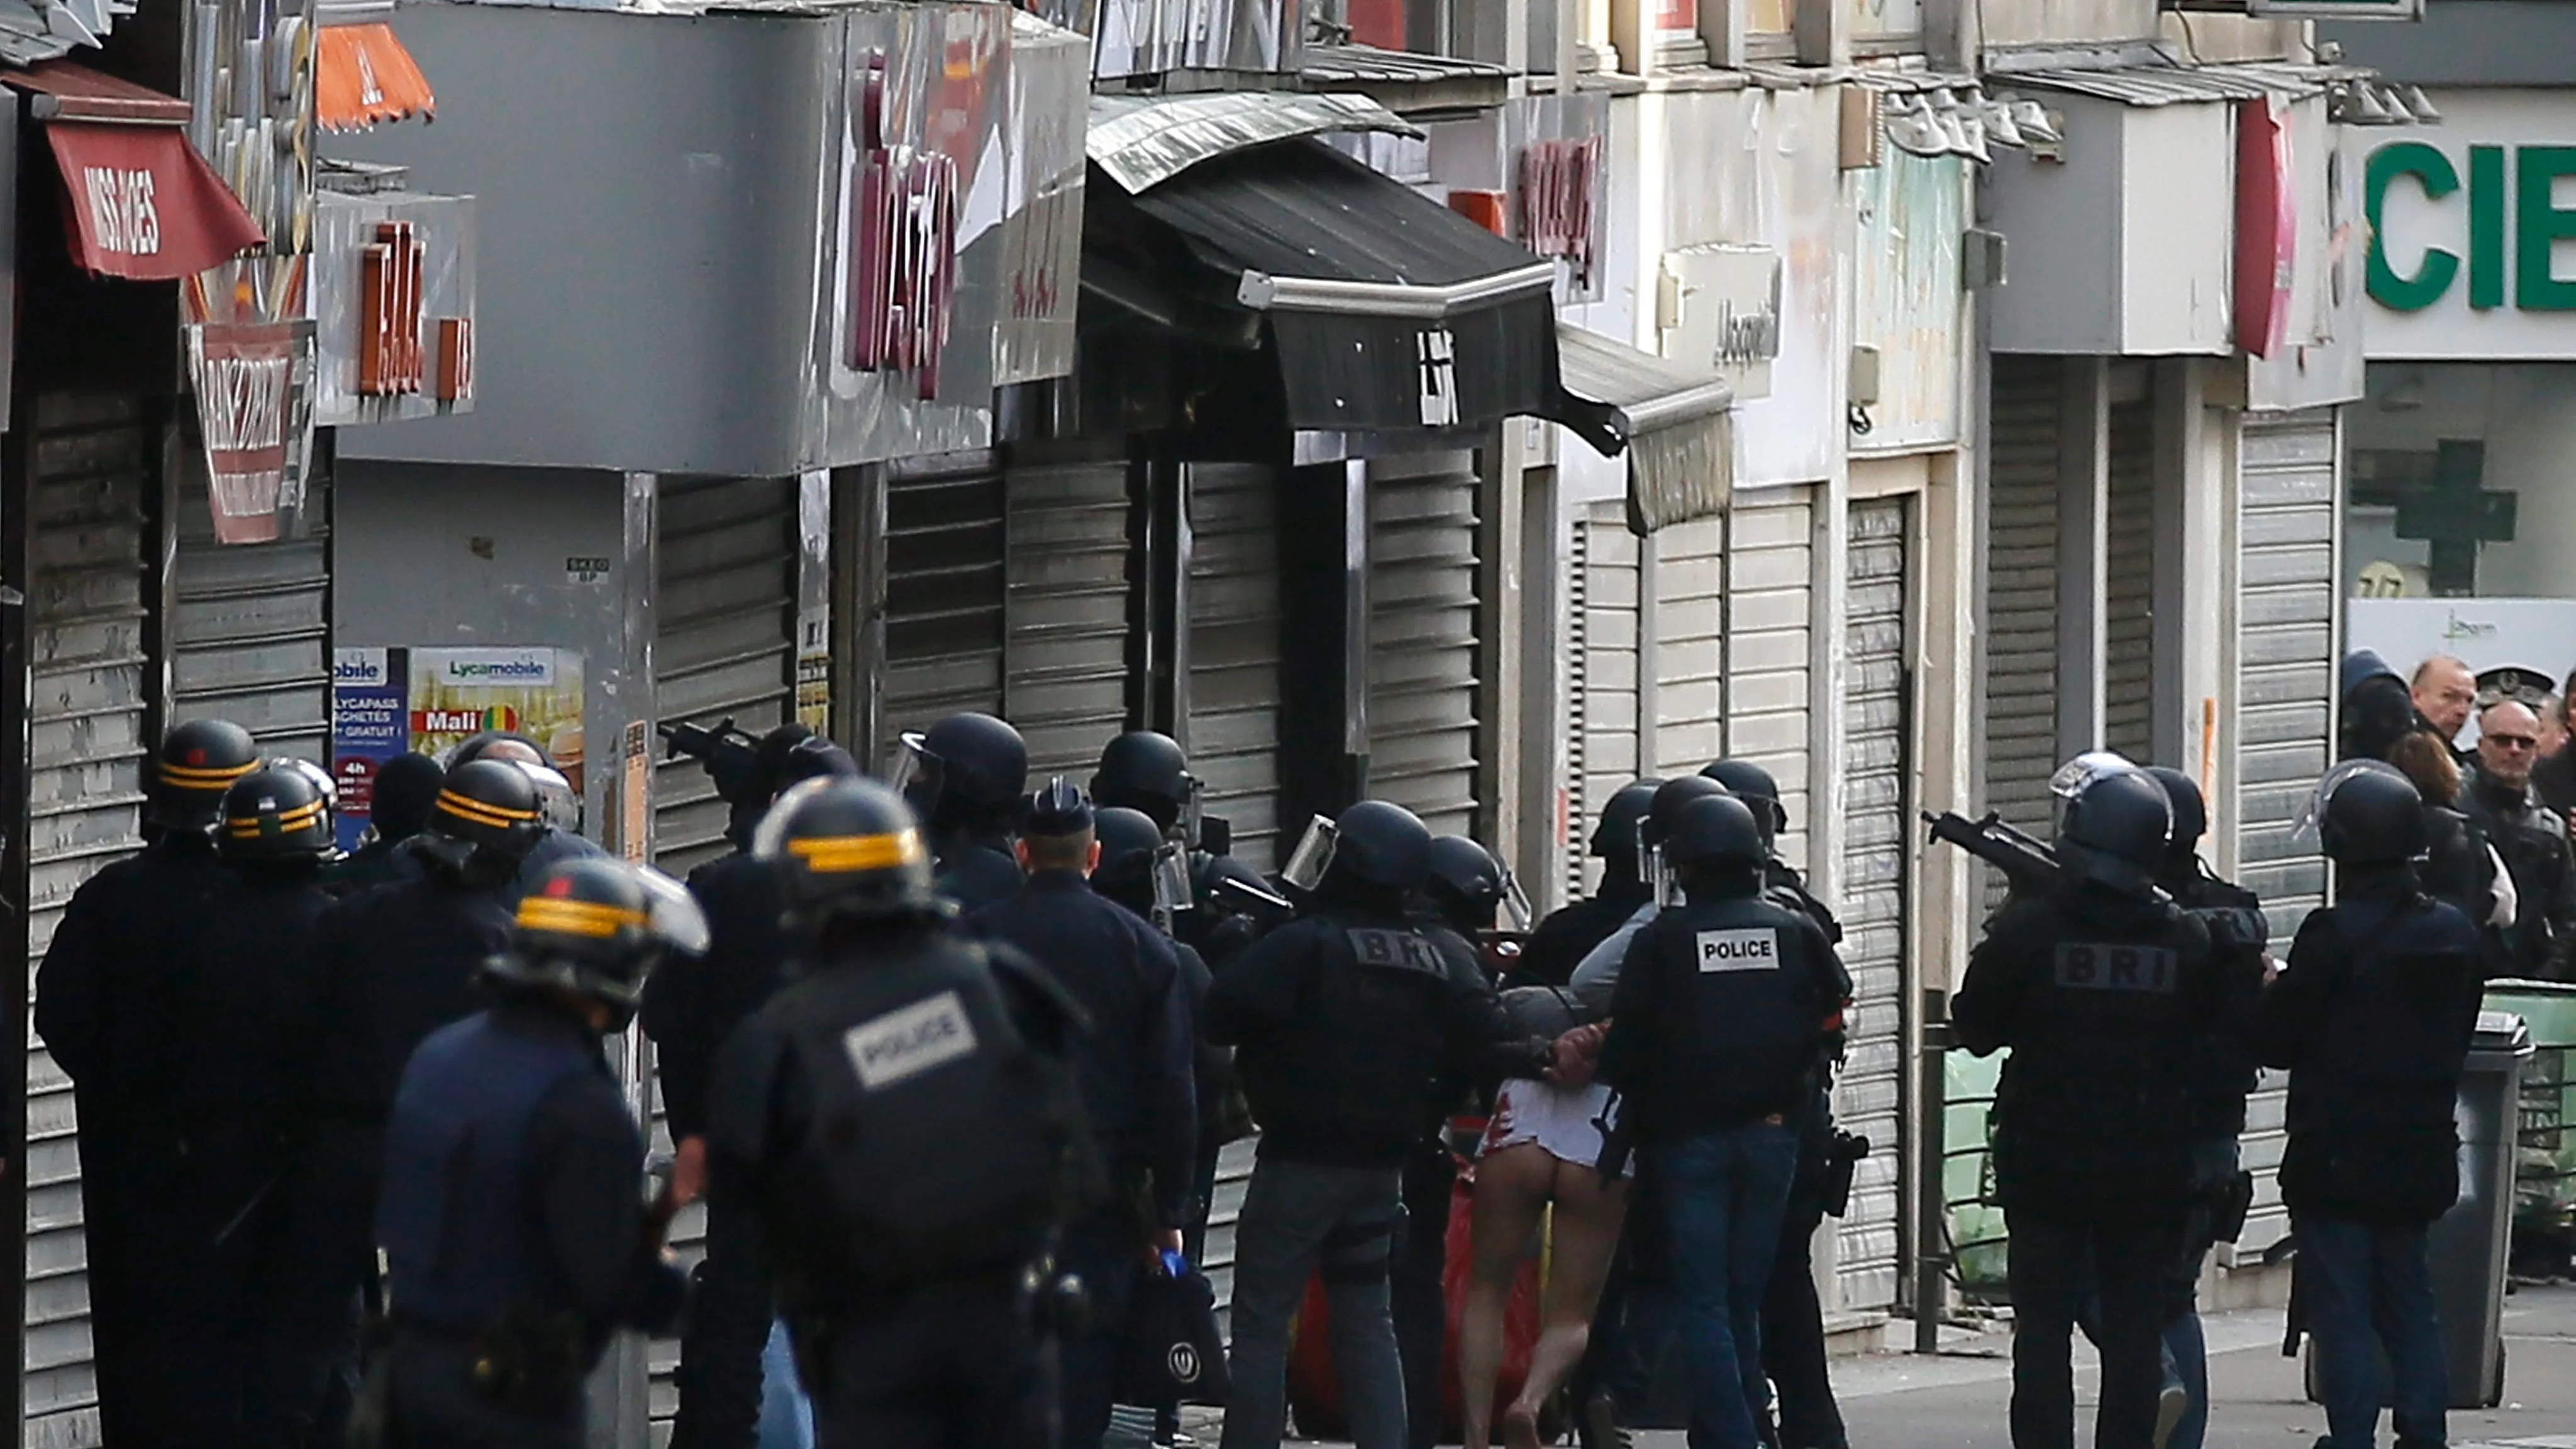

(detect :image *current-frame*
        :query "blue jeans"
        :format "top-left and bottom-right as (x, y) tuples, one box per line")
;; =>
(1656, 1123), (1800, 1449)
(2299, 1216), (2447, 1449)
(757, 1318), (815, 1449)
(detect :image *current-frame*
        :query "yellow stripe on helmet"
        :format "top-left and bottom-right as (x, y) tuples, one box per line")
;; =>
(161, 760), (258, 786)
(514, 897), (650, 939)
(788, 830), (924, 873)
(225, 799), (328, 835)
(437, 789), (540, 828)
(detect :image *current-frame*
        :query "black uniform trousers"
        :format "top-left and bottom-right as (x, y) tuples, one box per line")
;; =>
(804, 1284), (1057, 1449)
(2003, 1207), (2186, 1449)
(1393, 1139), (1457, 1449)
(1059, 1205), (1143, 1449)
(387, 1332), (589, 1449)
(1761, 1192), (1847, 1449)
(672, 1196), (774, 1449)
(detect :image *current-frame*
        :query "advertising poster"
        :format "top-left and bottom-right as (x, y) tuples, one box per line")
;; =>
(408, 647), (587, 793)
(330, 647), (410, 853)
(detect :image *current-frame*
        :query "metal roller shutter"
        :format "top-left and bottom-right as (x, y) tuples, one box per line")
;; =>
(1984, 358), (2063, 910)
(1723, 491), (1814, 870)
(1568, 503), (1641, 901)
(1837, 496), (1912, 1314)
(1366, 456), (1483, 838)
(2104, 396), (2157, 765)
(2231, 410), (2340, 1257)
(1187, 464), (1285, 874)
(170, 472), (330, 762)
(1006, 461), (1136, 783)
(23, 394), (157, 1449)
(876, 461), (1007, 767)
(654, 477), (799, 877)
(1651, 515), (1726, 777)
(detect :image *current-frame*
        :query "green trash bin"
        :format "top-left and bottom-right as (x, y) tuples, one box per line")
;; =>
(2482, 979), (2576, 1265)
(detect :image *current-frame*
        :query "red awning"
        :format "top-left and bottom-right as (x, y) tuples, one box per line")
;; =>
(5, 61), (265, 281)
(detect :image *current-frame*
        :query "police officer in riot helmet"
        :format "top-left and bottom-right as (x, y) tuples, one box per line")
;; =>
(1697, 759), (1855, 1449)
(1207, 801), (1562, 1449)
(1092, 729), (1270, 965)
(34, 719), (262, 1448)
(965, 780), (1197, 1449)
(293, 758), (550, 1367)
(1585, 794), (1848, 1449)
(1423, 835), (1533, 966)
(708, 777), (1097, 1449)
(1566, 775), (1728, 1019)
(408, 733), (609, 905)
(895, 711), (1031, 912)
(644, 724), (860, 1449)
(374, 858), (699, 1449)
(2254, 763), (2484, 1449)
(1524, 779), (1663, 989)
(1951, 764), (2222, 1449)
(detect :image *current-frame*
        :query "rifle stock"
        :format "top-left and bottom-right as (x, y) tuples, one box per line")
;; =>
(1921, 809), (2064, 895)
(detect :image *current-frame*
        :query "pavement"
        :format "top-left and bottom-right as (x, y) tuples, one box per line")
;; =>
(1211, 1282), (2576, 1449)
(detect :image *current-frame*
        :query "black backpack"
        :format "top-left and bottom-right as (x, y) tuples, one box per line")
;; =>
(784, 943), (1095, 1286)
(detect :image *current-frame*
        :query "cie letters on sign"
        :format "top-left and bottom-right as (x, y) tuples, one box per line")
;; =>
(2051, 944), (2179, 994)
(844, 991), (980, 1089)
(1348, 928), (1446, 977)
(1697, 928), (1779, 972)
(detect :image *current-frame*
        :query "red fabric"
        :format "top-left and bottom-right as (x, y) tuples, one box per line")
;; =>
(1285, 1162), (1544, 1441)
(45, 122), (265, 280)
(2232, 96), (2294, 360)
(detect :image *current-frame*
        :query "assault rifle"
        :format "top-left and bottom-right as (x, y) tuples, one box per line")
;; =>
(660, 715), (763, 806)
(1921, 809), (2064, 897)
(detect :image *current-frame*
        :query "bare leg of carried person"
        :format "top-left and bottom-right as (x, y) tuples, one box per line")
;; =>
(1460, 1143), (1557, 1449)
(1502, 1161), (1627, 1449)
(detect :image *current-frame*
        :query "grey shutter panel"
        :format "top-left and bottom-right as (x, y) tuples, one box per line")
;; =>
(1984, 358), (2063, 910)
(2231, 410), (2340, 1257)
(2104, 396), (2157, 764)
(654, 477), (799, 877)
(170, 471), (330, 761)
(1724, 491), (1814, 870)
(1651, 514), (1726, 777)
(1572, 502), (1640, 901)
(1005, 461), (1135, 783)
(876, 462), (1008, 768)
(1187, 464), (1285, 873)
(1367, 456), (1482, 838)
(1836, 496), (1912, 1315)
(24, 395), (156, 1449)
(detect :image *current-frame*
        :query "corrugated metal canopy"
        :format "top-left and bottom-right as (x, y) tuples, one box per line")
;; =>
(1087, 90), (1421, 195)
(0, 0), (123, 68)
(1998, 59), (2329, 107)
(1301, 43), (1508, 86)
(1555, 324), (1734, 535)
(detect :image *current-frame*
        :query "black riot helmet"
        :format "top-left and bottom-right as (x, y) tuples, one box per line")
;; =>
(755, 775), (945, 930)
(482, 858), (708, 1030)
(2055, 768), (2175, 899)
(1699, 759), (1787, 845)
(413, 760), (546, 888)
(1591, 779), (1663, 863)
(2316, 763), (2428, 868)
(894, 712), (1029, 830)
(152, 719), (262, 831)
(1425, 835), (1511, 934)
(1092, 806), (1167, 884)
(1667, 794), (1768, 870)
(219, 763), (340, 867)
(2142, 767), (2208, 858)
(1320, 800), (1435, 896)
(1092, 731), (1196, 835)
(1645, 775), (1729, 849)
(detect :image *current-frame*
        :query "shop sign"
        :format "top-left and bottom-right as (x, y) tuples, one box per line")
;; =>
(314, 191), (478, 425)
(2362, 91), (2576, 359)
(1519, 136), (1602, 292)
(186, 320), (318, 545)
(845, 50), (959, 399)
(1658, 244), (1781, 402)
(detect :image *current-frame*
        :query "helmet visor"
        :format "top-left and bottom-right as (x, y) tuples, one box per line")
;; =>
(886, 733), (940, 802)
(2050, 750), (2141, 801)
(633, 863), (713, 956)
(1150, 843), (1194, 933)
(1179, 772), (1205, 850)
(1650, 845), (1681, 908)
(1499, 869), (1534, 933)
(1280, 815), (1340, 893)
(2292, 758), (2411, 850)
(518, 762), (584, 836)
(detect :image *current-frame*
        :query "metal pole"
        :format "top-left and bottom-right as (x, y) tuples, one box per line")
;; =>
(1915, 988), (1953, 1355)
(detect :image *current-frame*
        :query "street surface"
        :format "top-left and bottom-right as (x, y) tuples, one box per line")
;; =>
(1225, 1283), (2576, 1448)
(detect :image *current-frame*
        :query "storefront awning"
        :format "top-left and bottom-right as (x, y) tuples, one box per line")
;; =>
(5, 60), (264, 280)
(1554, 323), (1733, 535)
(318, 21), (435, 131)
(1108, 138), (1563, 435)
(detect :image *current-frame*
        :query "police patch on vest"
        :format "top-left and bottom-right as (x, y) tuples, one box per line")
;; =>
(1696, 928), (1780, 972)
(1346, 928), (1445, 977)
(1169, 1343), (1201, 1384)
(842, 991), (980, 1090)
(2051, 943), (2180, 994)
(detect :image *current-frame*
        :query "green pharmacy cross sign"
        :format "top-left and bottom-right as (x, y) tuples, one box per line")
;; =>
(2368, 140), (2576, 312)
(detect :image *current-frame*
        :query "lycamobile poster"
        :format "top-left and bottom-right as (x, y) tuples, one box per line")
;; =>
(329, 646), (587, 852)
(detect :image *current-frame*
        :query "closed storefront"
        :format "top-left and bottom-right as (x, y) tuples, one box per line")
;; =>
(169, 472), (333, 762)
(653, 476), (800, 875)
(1650, 516), (1726, 776)
(2103, 387), (2158, 765)
(871, 455), (1008, 767)
(1004, 458), (1137, 781)
(1186, 463), (1285, 872)
(1567, 501), (1641, 900)
(23, 394), (158, 1448)
(1366, 453), (1485, 838)
(1982, 358), (2063, 908)
(1836, 493), (1914, 1316)
(1723, 489), (1814, 869)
